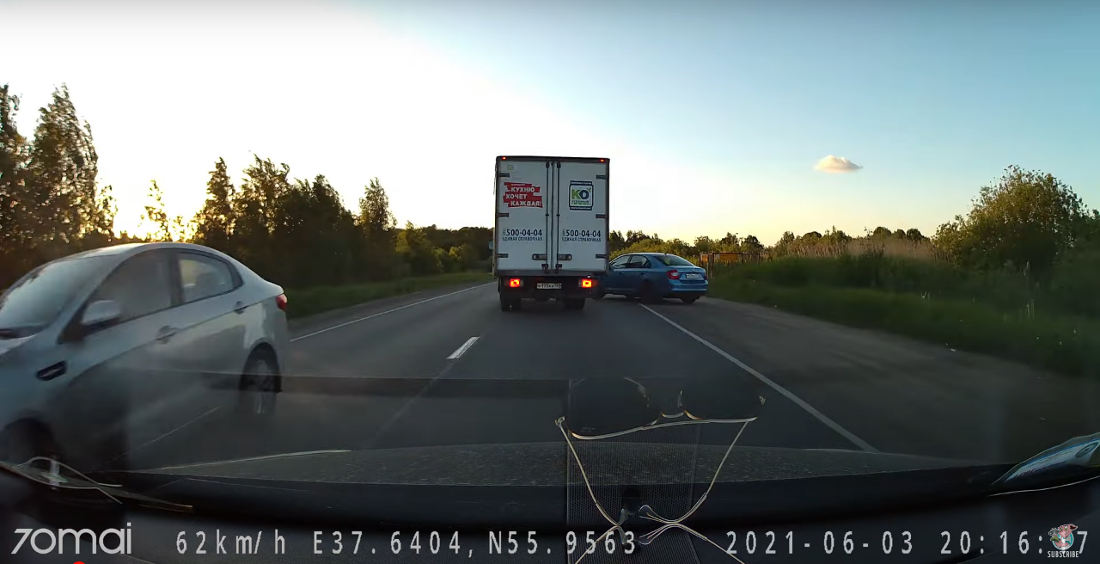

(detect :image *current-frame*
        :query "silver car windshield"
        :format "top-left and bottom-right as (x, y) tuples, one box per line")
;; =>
(0, 256), (107, 335)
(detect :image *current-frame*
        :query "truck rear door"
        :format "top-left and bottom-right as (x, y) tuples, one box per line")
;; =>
(552, 159), (609, 274)
(495, 158), (550, 273)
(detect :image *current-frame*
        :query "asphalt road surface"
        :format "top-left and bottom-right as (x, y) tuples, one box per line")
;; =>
(127, 281), (1100, 470)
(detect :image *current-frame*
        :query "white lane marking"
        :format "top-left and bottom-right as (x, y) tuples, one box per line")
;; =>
(447, 336), (480, 360)
(291, 282), (494, 342)
(639, 304), (879, 453)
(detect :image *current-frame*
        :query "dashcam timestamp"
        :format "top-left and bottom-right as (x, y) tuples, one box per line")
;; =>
(721, 528), (1087, 559)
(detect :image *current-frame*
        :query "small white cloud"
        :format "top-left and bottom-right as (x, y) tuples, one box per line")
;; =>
(814, 155), (862, 173)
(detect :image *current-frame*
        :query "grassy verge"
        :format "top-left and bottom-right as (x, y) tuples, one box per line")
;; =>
(287, 271), (492, 319)
(709, 273), (1100, 377)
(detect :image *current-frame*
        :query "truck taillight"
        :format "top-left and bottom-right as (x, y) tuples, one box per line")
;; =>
(580, 278), (594, 288)
(276, 293), (288, 311)
(508, 278), (522, 288)
(667, 270), (680, 280)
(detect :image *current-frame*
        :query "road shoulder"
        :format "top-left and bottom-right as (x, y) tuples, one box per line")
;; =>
(648, 296), (1099, 462)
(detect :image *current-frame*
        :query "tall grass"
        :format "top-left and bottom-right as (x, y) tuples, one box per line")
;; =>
(843, 237), (938, 260)
(709, 279), (1100, 376)
(714, 253), (1036, 308)
(778, 237), (937, 260)
(708, 252), (1099, 377)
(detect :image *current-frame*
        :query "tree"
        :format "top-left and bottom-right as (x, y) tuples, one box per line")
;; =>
(357, 177), (397, 279)
(905, 228), (926, 241)
(233, 156), (291, 277)
(358, 177), (395, 233)
(871, 226), (892, 238)
(665, 238), (692, 257)
(193, 157), (236, 252)
(0, 85), (28, 284)
(141, 180), (179, 241)
(397, 221), (441, 275)
(717, 232), (740, 251)
(624, 230), (653, 245)
(694, 235), (716, 253)
(772, 231), (797, 257)
(934, 166), (1087, 275)
(238, 156), (290, 230)
(24, 85), (113, 249)
(741, 234), (764, 253)
(0, 85), (115, 283)
(822, 227), (851, 243)
(0, 86), (27, 236)
(892, 228), (906, 239)
(609, 230), (626, 253)
(271, 174), (358, 286)
(455, 226), (493, 261)
(447, 242), (479, 271)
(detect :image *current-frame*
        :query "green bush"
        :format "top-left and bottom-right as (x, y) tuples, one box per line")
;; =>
(933, 166), (1088, 276)
(1047, 246), (1100, 317)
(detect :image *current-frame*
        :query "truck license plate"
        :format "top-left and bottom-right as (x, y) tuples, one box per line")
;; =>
(536, 282), (562, 290)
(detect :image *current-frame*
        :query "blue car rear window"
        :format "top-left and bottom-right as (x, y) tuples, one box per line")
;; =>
(652, 254), (694, 267)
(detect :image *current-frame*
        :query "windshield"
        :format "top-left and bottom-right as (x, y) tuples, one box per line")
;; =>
(0, 256), (106, 334)
(653, 254), (695, 267)
(2, 1), (1098, 539)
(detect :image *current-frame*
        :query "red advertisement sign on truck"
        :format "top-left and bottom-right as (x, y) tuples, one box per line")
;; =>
(503, 182), (543, 208)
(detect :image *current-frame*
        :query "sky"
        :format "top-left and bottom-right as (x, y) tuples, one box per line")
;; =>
(4, 0), (1099, 244)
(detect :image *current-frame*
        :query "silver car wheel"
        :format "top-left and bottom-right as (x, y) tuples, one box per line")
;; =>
(239, 355), (278, 416)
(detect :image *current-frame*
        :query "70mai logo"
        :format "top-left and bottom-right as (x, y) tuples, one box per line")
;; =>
(11, 524), (132, 556)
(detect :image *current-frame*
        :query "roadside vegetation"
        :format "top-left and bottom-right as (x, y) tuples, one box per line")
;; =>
(0, 84), (491, 292)
(707, 167), (1100, 377)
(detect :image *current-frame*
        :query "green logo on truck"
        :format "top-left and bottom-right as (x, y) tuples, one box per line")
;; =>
(569, 181), (594, 210)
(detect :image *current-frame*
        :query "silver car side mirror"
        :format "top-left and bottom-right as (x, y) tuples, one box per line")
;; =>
(81, 299), (122, 328)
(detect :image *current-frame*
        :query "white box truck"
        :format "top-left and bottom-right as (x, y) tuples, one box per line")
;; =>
(494, 156), (609, 311)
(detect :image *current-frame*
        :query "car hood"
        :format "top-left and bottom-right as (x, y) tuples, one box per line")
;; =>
(138, 442), (979, 486)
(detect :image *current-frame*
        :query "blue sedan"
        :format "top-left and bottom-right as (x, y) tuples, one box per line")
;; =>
(596, 252), (708, 304)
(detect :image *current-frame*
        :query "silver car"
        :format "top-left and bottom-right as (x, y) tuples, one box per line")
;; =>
(0, 243), (289, 470)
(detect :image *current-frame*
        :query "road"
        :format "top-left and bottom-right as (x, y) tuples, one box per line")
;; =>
(128, 281), (1099, 470)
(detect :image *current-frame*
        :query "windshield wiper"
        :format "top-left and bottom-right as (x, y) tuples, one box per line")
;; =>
(0, 457), (192, 512)
(992, 432), (1100, 493)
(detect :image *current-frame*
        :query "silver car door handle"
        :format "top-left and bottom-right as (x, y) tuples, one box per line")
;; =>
(156, 326), (177, 343)
(234, 300), (246, 314)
